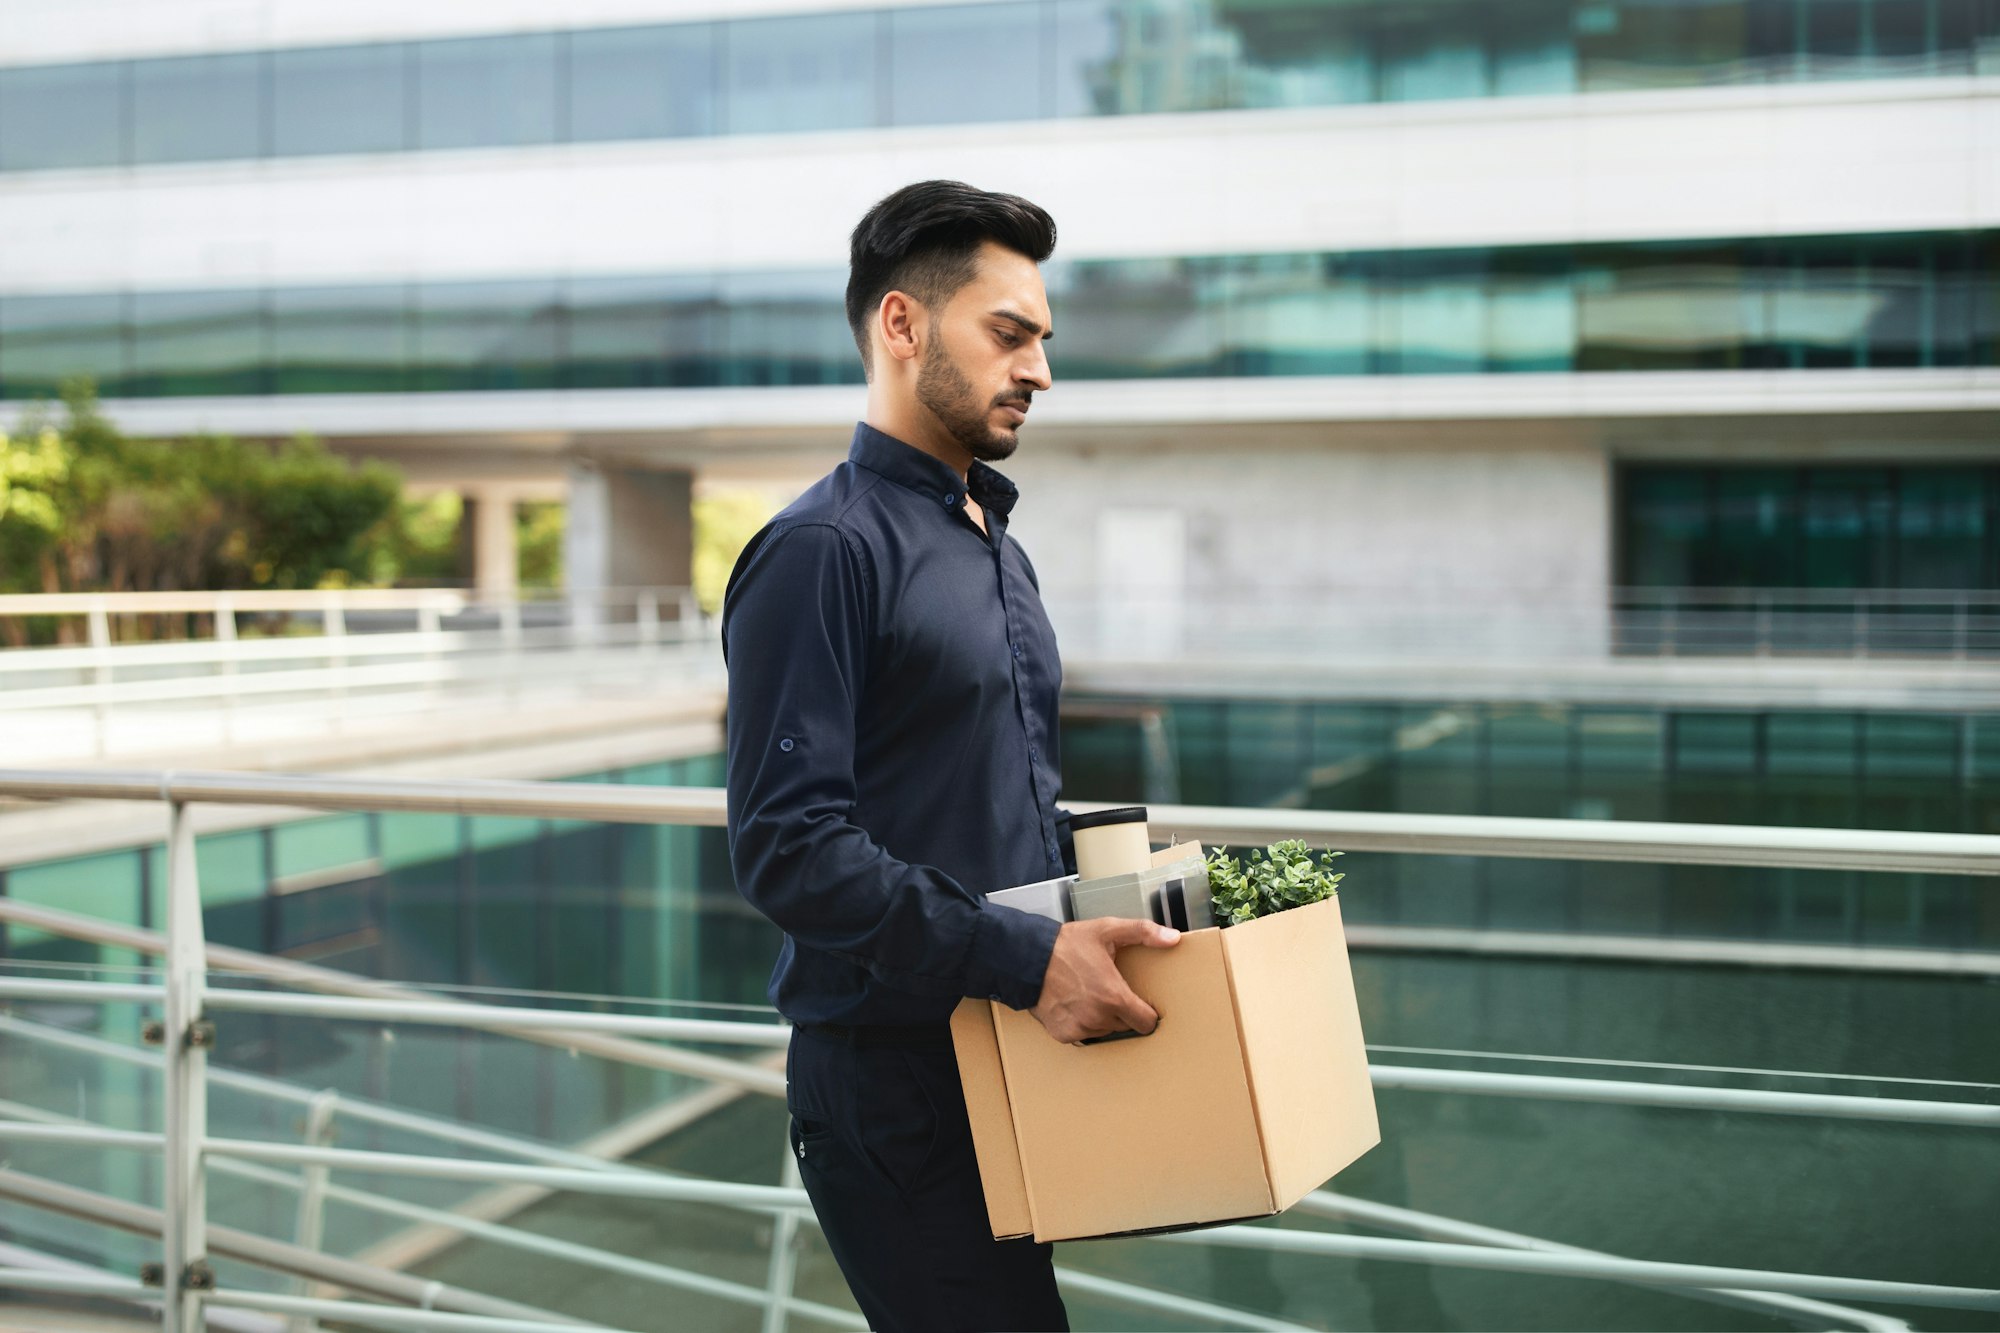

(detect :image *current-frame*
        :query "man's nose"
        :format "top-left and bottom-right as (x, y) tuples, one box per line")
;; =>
(1018, 344), (1052, 392)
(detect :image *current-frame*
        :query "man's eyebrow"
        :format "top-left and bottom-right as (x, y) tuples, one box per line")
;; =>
(992, 308), (1054, 341)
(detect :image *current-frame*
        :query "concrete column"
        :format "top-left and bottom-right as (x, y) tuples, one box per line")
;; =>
(460, 489), (520, 603)
(564, 460), (694, 630)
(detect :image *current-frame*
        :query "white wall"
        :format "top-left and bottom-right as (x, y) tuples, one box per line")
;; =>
(1000, 429), (1613, 660)
(1, 79), (1993, 294)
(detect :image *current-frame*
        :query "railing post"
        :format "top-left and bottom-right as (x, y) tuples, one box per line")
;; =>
(638, 591), (660, 653)
(287, 1089), (340, 1333)
(88, 595), (112, 757)
(325, 592), (350, 734)
(161, 798), (212, 1332)
(760, 1131), (806, 1333)
(215, 592), (239, 745)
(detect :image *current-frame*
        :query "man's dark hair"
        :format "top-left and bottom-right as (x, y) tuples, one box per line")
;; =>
(845, 180), (1056, 376)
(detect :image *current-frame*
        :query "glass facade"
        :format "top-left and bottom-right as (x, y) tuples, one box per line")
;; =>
(1, 231), (1991, 399)
(0, 0), (1993, 173)
(1622, 463), (2000, 591)
(1059, 695), (2000, 950)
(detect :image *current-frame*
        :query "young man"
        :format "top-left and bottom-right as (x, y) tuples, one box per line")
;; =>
(722, 181), (1180, 1332)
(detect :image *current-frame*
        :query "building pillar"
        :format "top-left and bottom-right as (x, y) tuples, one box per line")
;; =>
(460, 488), (520, 603)
(564, 460), (694, 630)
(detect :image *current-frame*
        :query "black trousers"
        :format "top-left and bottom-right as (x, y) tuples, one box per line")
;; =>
(787, 1027), (1068, 1333)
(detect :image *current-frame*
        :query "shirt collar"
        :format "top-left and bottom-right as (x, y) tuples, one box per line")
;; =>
(848, 422), (1019, 520)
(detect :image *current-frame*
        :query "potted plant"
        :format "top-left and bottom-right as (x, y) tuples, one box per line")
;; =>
(1205, 839), (1344, 927)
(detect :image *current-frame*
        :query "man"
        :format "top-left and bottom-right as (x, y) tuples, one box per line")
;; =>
(722, 181), (1181, 1332)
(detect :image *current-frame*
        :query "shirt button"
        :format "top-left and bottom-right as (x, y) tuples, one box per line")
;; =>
(1029, 746), (1038, 760)
(943, 493), (958, 507)
(778, 738), (794, 753)
(1011, 643), (1021, 659)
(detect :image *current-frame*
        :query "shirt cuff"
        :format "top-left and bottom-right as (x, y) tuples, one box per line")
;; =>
(965, 900), (1062, 1011)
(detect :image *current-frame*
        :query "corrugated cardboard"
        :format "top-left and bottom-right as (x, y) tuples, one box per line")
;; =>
(953, 889), (1378, 1243)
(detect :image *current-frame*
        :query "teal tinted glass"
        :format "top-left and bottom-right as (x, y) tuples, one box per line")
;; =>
(417, 33), (560, 150)
(414, 280), (563, 391)
(566, 273), (724, 388)
(271, 283), (412, 393)
(567, 24), (719, 142)
(0, 292), (127, 399)
(132, 51), (264, 165)
(0, 61), (126, 170)
(724, 10), (879, 134)
(272, 43), (410, 156)
(717, 270), (859, 387)
(129, 289), (268, 396)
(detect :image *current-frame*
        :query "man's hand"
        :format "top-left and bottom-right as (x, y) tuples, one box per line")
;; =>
(1029, 918), (1180, 1045)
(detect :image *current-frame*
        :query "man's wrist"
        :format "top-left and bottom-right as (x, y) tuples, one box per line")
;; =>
(965, 902), (1062, 1010)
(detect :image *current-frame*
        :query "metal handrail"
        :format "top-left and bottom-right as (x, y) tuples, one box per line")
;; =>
(3, 768), (1996, 876)
(2, 768), (1997, 1329)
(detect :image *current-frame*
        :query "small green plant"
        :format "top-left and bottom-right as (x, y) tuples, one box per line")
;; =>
(1206, 839), (1344, 927)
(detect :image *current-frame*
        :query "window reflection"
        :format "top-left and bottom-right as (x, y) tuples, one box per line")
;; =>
(889, 4), (1041, 126)
(0, 62), (126, 171)
(716, 270), (860, 386)
(567, 273), (725, 387)
(724, 12), (880, 135)
(417, 34), (560, 151)
(414, 280), (563, 391)
(568, 25), (719, 143)
(129, 289), (269, 396)
(0, 233), (1990, 397)
(133, 52), (264, 165)
(274, 44), (411, 157)
(272, 285), (413, 393)
(0, 293), (128, 399)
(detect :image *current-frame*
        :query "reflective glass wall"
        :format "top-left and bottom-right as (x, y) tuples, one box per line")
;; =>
(0, 0), (1994, 173)
(1, 230), (1992, 399)
(1622, 463), (2000, 590)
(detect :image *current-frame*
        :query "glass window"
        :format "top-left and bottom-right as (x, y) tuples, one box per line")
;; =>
(129, 288), (269, 396)
(1897, 468), (1989, 590)
(567, 272), (725, 388)
(1052, 257), (1225, 379)
(1378, 3), (1490, 102)
(1486, 250), (1575, 371)
(1578, 242), (1750, 371)
(1491, 0), (1579, 95)
(1050, 0), (1124, 117)
(273, 43), (410, 157)
(0, 61), (127, 171)
(889, 4), (1042, 127)
(724, 11), (880, 135)
(132, 51), (265, 165)
(414, 280), (563, 391)
(717, 269), (857, 387)
(1207, 1), (1377, 109)
(1222, 254), (1374, 376)
(1621, 468), (1710, 587)
(1389, 251), (1488, 373)
(1800, 467), (1895, 588)
(569, 24), (719, 143)
(1712, 467), (1800, 587)
(272, 284), (412, 393)
(0, 292), (128, 400)
(417, 33), (560, 151)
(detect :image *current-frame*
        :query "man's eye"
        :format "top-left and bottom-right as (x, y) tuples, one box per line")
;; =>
(997, 331), (1019, 346)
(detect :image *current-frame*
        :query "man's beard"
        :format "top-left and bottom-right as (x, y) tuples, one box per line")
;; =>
(916, 337), (1028, 464)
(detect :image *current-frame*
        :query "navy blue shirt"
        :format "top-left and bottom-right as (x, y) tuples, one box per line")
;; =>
(722, 423), (1067, 1027)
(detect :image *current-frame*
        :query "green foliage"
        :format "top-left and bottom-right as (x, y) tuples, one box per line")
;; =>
(693, 489), (779, 614)
(1206, 838), (1344, 927)
(0, 380), (402, 620)
(517, 500), (566, 589)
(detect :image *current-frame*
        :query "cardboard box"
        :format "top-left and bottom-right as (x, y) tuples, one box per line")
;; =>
(952, 876), (1379, 1242)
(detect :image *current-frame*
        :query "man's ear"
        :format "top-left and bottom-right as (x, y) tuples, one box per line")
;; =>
(877, 290), (924, 367)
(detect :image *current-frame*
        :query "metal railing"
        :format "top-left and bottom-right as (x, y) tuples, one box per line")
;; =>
(0, 767), (1997, 1331)
(0, 587), (717, 761)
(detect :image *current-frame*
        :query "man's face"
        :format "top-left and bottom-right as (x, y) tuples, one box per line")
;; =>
(914, 241), (1055, 464)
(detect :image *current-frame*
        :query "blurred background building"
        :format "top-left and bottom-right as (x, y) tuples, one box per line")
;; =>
(1, 3), (1997, 1330)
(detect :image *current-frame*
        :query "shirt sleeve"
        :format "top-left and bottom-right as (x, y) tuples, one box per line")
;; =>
(722, 522), (1060, 1010)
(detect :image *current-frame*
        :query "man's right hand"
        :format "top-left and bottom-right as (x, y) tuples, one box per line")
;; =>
(1029, 918), (1180, 1045)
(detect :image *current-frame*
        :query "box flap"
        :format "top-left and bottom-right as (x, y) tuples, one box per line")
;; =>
(1221, 897), (1380, 1210)
(991, 929), (1274, 1242)
(1150, 840), (1203, 867)
(949, 998), (1033, 1240)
